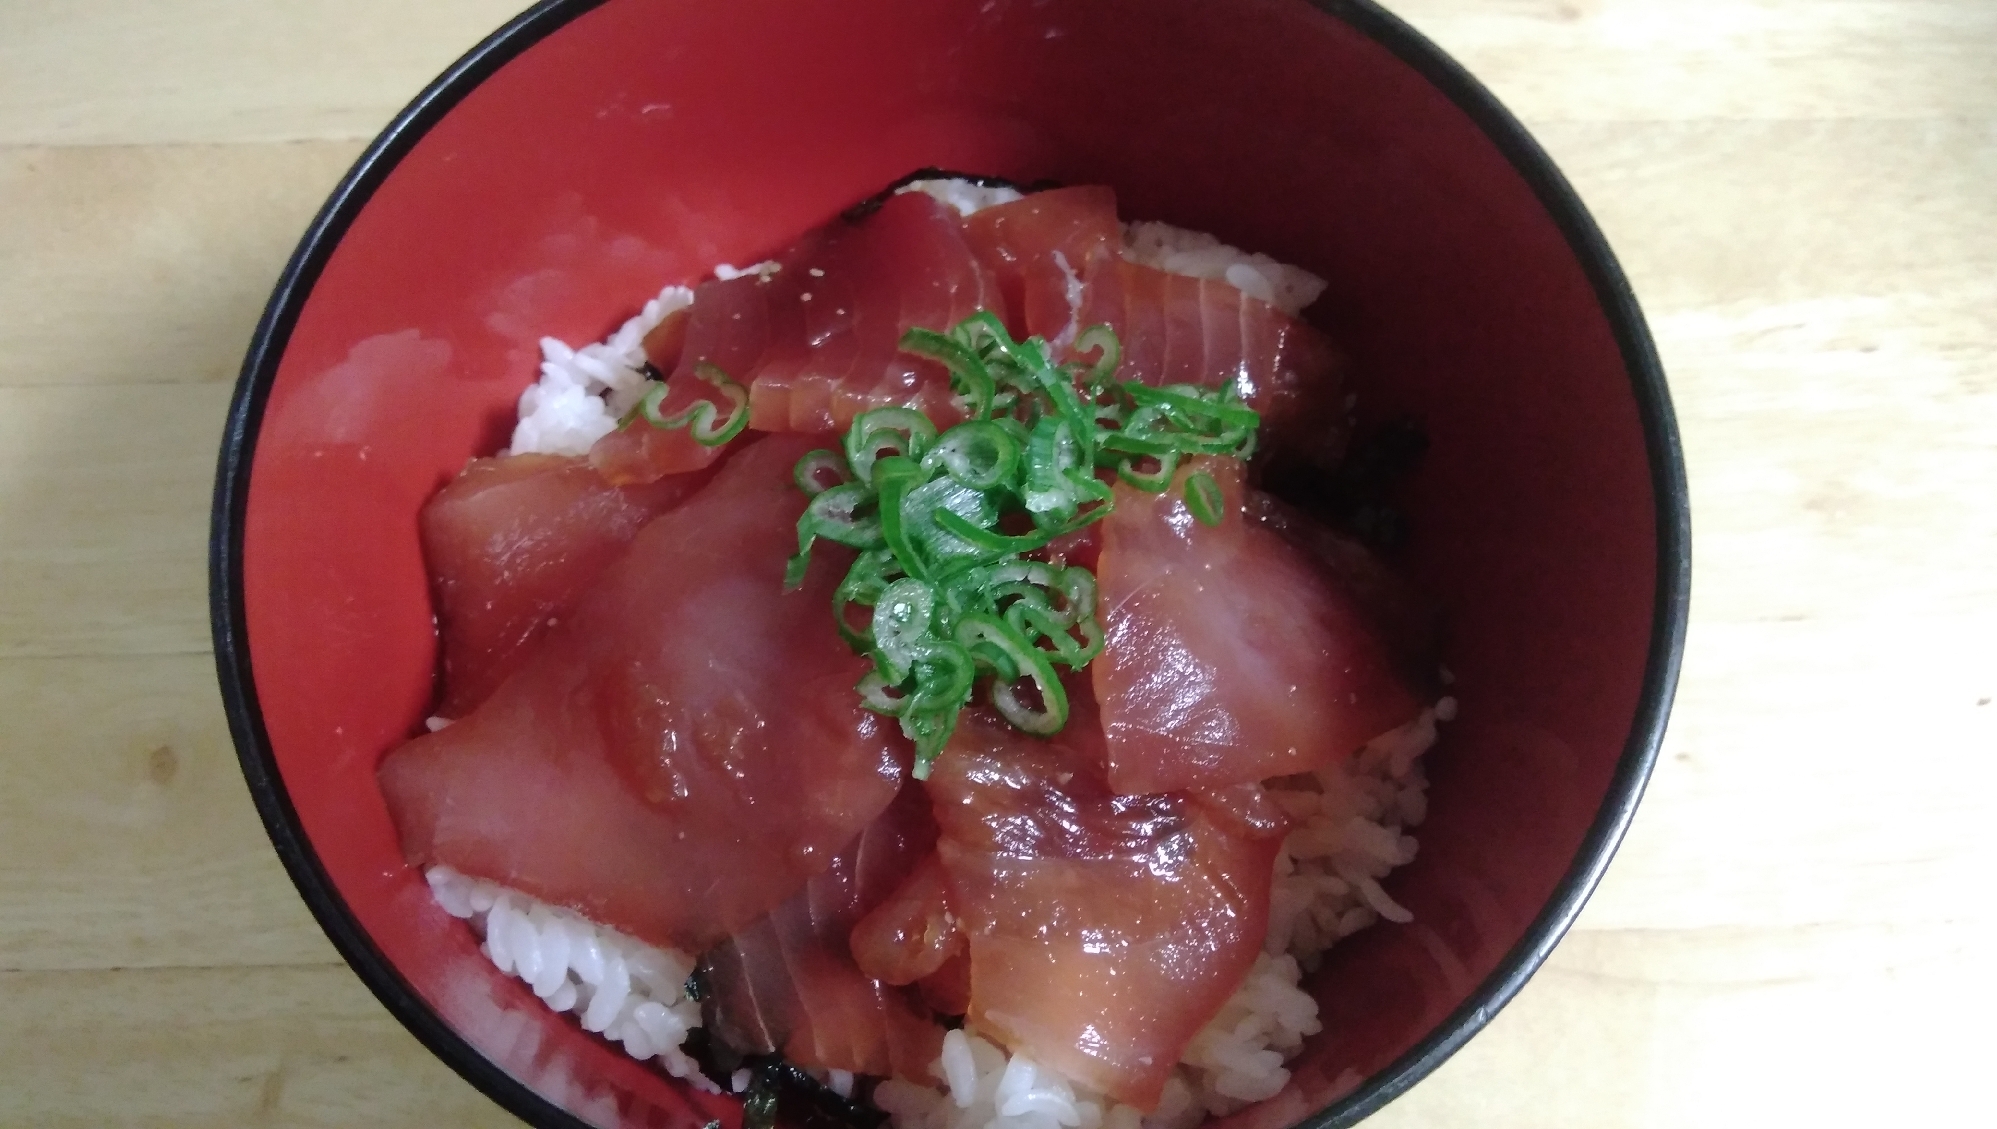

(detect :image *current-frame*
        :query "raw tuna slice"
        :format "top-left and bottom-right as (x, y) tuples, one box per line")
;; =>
(1073, 249), (1349, 465)
(749, 192), (998, 435)
(589, 274), (778, 485)
(1092, 458), (1422, 796)
(703, 784), (945, 1079)
(378, 435), (907, 952)
(849, 854), (962, 988)
(927, 707), (1284, 1110)
(419, 453), (710, 718)
(961, 185), (1120, 346)
(589, 192), (999, 483)
(1245, 490), (1441, 686)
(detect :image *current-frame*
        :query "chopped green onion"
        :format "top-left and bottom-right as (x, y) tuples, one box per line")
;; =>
(856, 671), (908, 715)
(1073, 323), (1121, 391)
(871, 578), (937, 684)
(793, 449), (848, 496)
(955, 614), (1067, 736)
(871, 455), (930, 580)
(785, 312), (1263, 774)
(830, 548), (895, 649)
(846, 407), (936, 485)
(1117, 451), (1180, 491)
(901, 327), (996, 419)
(921, 421), (1019, 491)
(621, 382), (669, 430)
(667, 363), (751, 446)
(933, 509), (1056, 555)
(1185, 469), (1225, 527)
(783, 482), (882, 589)
(1125, 383), (1260, 431)
(618, 363), (751, 447)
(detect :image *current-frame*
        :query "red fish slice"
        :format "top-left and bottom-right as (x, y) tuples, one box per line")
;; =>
(927, 704), (1284, 1110)
(962, 185), (1121, 346)
(1092, 457), (1421, 796)
(419, 453), (711, 718)
(1073, 249), (1349, 466)
(378, 435), (906, 953)
(590, 191), (998, 483)
(703, 784), (945, 1079)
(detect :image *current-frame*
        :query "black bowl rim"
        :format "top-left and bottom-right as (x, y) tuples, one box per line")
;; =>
(208, 1), (1691, 1126)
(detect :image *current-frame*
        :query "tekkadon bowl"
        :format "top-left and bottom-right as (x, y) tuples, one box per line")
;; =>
(211, 2), (1691, 1127)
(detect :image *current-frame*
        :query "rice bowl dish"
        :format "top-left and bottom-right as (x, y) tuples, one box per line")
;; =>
(214, 2), (1685, 1127)
(375, 177), (1459, 1129)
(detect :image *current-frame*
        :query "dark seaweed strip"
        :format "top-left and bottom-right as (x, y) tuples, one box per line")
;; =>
(1263, 414), (1430, 554)
(739, 1059), (887, 1129)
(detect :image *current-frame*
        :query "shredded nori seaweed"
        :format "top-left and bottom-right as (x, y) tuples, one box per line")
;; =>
(742, 1076), (780, 1129)
(737, 1059), (886, 1129)
(1264, 414), (1430, 554)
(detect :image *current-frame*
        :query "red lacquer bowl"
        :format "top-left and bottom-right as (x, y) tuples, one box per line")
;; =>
(211, 2), (1690, 1127)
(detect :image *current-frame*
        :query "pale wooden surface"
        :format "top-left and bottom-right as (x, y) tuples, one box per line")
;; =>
(2, 0), (1992, 1125)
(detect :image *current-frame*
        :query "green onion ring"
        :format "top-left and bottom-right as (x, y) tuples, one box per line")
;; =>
(1117, 451), (1180, 491)
(1073, 324), (1121, 391)
(642, 362), (750, 447)
(793, 449), (848, 496)
(1184, 469), (1226, 527)
(932, 509), (1056, 555)
(786, 313), (1264, 775)
(955, 614), (1066, 736)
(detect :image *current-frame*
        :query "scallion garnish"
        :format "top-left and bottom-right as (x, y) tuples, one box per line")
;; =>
(1184, 469), (1225, 527)
(786, 313), (1261, 777)
(617, 361), (750, 447)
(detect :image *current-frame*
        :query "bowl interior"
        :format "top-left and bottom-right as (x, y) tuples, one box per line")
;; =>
(225, 1), (1677, 1126)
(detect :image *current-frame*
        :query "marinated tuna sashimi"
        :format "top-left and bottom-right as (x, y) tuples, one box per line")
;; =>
(419, 453), (711, 718)
(926, 707), (1285, 1110)
(589, 274), (775, 485)
(1245, 490), (1441, 684)
(400, 177), (1453, 1129)
(589, 191), (999, 483)
(750, 191), (999, 434)
(961, 185), (1120, 347)
(1073, 250), (1348, 465)
(849, 854), (962, 989)
(702, 784), (945, 1079)
(1092, 458), (1422, 796)
(379, 435), (907, 952)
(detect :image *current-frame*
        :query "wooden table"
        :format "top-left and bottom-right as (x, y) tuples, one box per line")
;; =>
(3, 1), (1991, 1125)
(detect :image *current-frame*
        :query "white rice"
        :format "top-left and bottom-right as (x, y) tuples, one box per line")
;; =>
(425, 866), (718, 1094)
(507, 285), (694, 457)
(874, 1029), (1147, 1129)
(511, 178), (1325, 458)
(714, 260), (782, 282)
(899, 177), (1027, 216)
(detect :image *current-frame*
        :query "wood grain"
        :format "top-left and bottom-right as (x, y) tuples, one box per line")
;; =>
(2, 0), (1992, 1126)
(1399, 0), (1997, 122)
(0, 965), (516, 1128)
(0, 144), (364, 388)
(0, 1), (527, 146)
(0, 655), (338, 971)
(0, 386), (223, 659)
